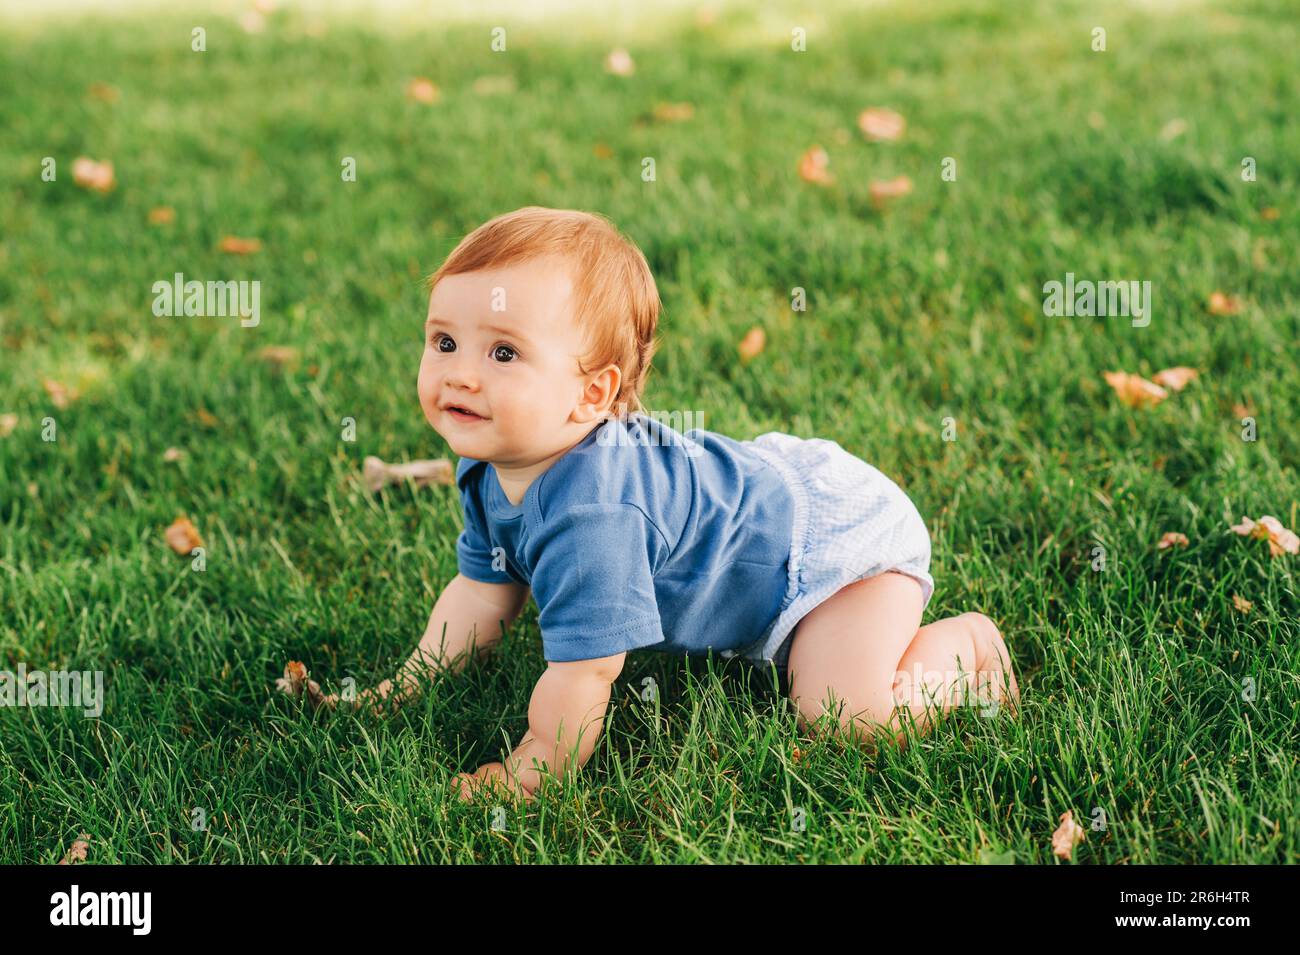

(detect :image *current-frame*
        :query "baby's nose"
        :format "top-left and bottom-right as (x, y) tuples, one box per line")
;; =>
(444, 356), (480, 390)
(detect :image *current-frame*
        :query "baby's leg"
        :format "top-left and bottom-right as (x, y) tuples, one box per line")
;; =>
(786, 572), (1019, 749)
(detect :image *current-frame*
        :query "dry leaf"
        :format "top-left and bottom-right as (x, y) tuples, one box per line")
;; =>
(363, 456), (455, 492)
(275, 660), (328, 710)
(43, 378), (77, 409)
(72, 157), (115, 193)
(1232, 594), (1253, 614)
(164, 516), (203, 554)
(87, 82), (119, 102)
(1051, 810), (1085, 861)
(1207, 291), (1242, 315)
(1103, 371), (1168, 409)
(1229, 515), (1299, 557)
(1156, 532), (1189, 550)
(868, 175), (913, 209)
(218, 235), (262, 255)
(0, 413), (18, 437)
(738, 326), (766, 361)
(195, 407), (220, 428)
(1151, 366), (1198, 391)
(592, 143), (613, 160)
(163, 447), (185, 462)
(405, 77), (440, 103)
(857, 107), (906, 142)
(57, 833), (91, 865)
(1158, 118), (1188, 141)
(258, 345), (299, 370)
(1260, 207), (1280, 222)
(797, 146), (833, 185)
(791, 746), (803, 765)
(652, 102), (695, 123)
(148, 206), (175, 225)
(472, 75), (516, 96)
(604, 47), (635, 76)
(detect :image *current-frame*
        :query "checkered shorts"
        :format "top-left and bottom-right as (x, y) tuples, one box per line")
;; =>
(726, 431), (934, 672)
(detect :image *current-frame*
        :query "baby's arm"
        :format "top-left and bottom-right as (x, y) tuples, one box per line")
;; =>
(327, 573), (530, 710)
(455, 652), (625, 801)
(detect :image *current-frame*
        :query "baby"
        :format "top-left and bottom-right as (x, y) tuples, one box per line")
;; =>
(329, 206), (1019, 802)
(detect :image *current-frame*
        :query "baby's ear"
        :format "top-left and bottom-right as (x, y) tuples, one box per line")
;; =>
(574, 364), (621, 423)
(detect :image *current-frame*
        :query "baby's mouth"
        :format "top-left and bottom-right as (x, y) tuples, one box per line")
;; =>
(445, 404), (487, 423)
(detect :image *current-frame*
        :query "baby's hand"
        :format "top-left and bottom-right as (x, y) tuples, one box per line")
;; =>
(321, 678), (407, 716)
(453, 762), (534, 804)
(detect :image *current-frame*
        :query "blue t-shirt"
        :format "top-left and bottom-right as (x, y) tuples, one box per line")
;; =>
(455, 414), (795, 663)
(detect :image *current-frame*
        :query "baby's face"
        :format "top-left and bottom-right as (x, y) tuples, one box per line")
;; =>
(418, 256), (601, 467)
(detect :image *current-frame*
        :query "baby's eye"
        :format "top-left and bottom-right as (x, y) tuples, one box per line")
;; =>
(491, 344), (518, 363)
(432, 333), (456, 353)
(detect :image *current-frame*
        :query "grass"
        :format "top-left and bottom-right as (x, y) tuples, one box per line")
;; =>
(1, 0), (1297, 863)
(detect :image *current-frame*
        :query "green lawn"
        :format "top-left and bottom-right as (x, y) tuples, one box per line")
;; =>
(1, 0), (1297, 863)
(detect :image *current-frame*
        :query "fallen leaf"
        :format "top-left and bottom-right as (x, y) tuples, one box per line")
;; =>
(1103, 371), (1168, 409)
(791, 746), (803, 765)
(1151, 366), (1198, 391)
(238, 10), (266, 33)
(194, 407), (220, 428)
(164, 516), (203, 554)
(592, 143), (613, 160)
(868, 175), (913, 209)
(1229, 515), (1299, 557)
(258, 345), (299, 370)
(148, 206), (175, 225)
(163, 447), (184, 462)
(0, 413), (17, 437)
(57, 833), (91, 865)
(797, 146), (833, 185)
(1207, 291), (1242, 315)
(652, 101), (695, 123)
(218, 235), (262, 255)
(738, 326), (766, 361)
(72, 157), (115, 193)
(1051, 810), (1085, 861)
(1260, 207), (1280, 221)
(363, 456), (455, 493)
(1231, 401), (1255, 419)
(472, 74), (516, 96)
(604, 47), (635, 76)
(87, 82), (119, 102)
(1158, 117), (1188, 141)
(1232, 594), (1253, 614)
(857, 107), (906, 142)
(275, 660), (328, 710)
(1157, 532), (1189, 550)
(43, 378), (77, 409)
(405, 77), (440, 103)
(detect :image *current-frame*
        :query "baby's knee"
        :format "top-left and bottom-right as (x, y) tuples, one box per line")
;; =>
(959, 612), (1002, 656)
(791, 682), (905, 748)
